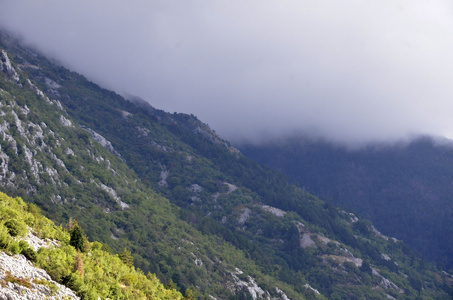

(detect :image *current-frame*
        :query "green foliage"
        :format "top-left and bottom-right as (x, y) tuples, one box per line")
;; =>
(8, 239), (21, 254)
(118, 248), (133, 267)
(20, 244), (37, 262)
(0, 224), (9, 248)
(0, 34), (452, 299)
(70, 224), (86, 252)
(0, 191), (184, 299)
(33, 278), (59, 296)
(360, 260), (372, 275)
(184, 288), (195, 300)
(166, 278), (177, 290)
(240, 136), (453, 270)
(3, 271), (32, 289)
(4, 218), (27, 237)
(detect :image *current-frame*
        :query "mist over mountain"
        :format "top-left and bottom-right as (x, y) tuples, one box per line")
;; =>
(2, 1), (453, 146)
(2, 28), (453, 298)
(239, 134), (453, 270)
(2, 2), (453, 298)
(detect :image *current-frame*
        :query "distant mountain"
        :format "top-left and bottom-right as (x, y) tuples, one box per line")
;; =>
(1, 30), (452, 299)
(239, 135), (453, 270)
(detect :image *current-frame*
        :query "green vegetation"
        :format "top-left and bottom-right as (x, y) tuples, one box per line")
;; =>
(239, 135), (453, 270)
(0, 31), (452, 299)
(0, 191), (184, 299)
(2, 271), (33, 289)
(0, 39), (303, 299)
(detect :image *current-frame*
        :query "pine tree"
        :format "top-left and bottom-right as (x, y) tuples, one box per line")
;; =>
(70, 224), (86, 252)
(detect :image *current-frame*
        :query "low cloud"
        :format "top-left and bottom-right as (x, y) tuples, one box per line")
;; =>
(2, 0), (453, 146)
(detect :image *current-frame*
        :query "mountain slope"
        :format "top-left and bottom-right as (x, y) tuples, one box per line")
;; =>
(0, 35), (301, 300)
(239, 135), (453, 270)
(0, 31), (452, 299)
(0, 191), (184, 299)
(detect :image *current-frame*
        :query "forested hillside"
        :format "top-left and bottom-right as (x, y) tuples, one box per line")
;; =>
(239, 135), (453, 270)
(1, 31), (452, 299)
(0, 34), (300, 299)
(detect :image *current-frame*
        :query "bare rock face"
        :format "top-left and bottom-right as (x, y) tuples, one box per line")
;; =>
(0, 50), (20, 82)
(82, 126), (125, 161)
(0, 229), (78, 299)
(18, 229), (60, 251)
(226, 268), (291, 300)
(0, 252), (80, 300)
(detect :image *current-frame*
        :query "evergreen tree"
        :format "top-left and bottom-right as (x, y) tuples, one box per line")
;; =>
(70, 223), (86, 252)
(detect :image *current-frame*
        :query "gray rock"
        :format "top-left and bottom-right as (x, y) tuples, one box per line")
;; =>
(0, 252), (80, 299)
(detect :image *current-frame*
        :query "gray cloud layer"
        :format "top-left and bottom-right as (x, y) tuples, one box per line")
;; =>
(1, 0), (453, 145)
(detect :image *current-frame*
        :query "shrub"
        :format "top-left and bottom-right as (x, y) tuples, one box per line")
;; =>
(4, 271), (32, 288)
(91, 241), (102, 250)
(21, 246), (37, 262)
(33, 279), (58, 296)
(27, 203), (41, 215)
(8, 240), (21, 254)
(0, 224), (9, 248)
(4, 219), (27, 237)
(121, 273), (138, 286)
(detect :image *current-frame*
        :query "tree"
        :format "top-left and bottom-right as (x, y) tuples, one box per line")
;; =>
(70, 223), (87, 252)
(166, 279), (177, 291)
(360, 260), (372, 275)
(68, 217), (75, 231)
(184, 288), (195, 300)
(118, 248), (133, 267)
(74, 250), (85, 279)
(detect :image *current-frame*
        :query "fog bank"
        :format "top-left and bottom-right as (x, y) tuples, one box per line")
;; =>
(1, 1), (453, 146)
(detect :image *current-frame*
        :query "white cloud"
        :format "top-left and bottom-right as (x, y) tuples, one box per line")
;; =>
(2, 0), (453, 145)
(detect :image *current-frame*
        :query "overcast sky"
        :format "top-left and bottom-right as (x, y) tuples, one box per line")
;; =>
(1, 1), (453, 146)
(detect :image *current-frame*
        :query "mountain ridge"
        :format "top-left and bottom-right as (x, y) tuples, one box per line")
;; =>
(0, 30), (452, 299)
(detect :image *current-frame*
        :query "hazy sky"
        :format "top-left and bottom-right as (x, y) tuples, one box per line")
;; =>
(1, 1), (453, 145)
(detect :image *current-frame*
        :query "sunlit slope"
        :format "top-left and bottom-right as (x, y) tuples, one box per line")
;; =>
(0, 191), (186, 299)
